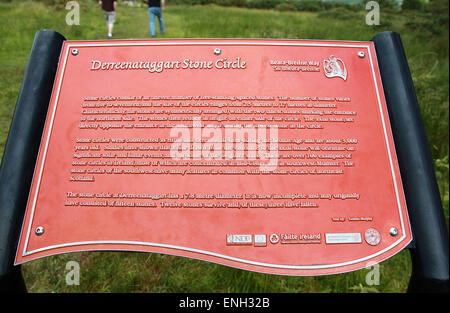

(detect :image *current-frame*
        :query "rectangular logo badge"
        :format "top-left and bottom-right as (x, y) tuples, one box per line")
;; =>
(325, 233), (362, 244)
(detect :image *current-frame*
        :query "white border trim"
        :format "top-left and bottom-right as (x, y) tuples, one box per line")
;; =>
(20, 40), (410, 270)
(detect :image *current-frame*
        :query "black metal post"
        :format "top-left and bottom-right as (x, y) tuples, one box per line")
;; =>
(0, 30), (65, 292)
(371, 31), (449, 293)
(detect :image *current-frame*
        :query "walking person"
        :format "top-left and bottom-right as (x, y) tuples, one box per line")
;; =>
(147, 0), (165, 37)
(99, 0), (117, 38)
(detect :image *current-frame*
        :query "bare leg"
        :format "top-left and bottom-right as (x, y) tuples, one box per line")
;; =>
(108, 23), (113, 38)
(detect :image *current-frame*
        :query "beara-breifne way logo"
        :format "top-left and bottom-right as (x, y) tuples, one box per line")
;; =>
(323, 55), (347, 80)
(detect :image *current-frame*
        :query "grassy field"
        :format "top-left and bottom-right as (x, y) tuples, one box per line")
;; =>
(0, 0), (448, 293)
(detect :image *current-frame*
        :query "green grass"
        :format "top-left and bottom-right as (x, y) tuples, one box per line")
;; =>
(0, 0), (448, 293)
(22, 250), (412, 292)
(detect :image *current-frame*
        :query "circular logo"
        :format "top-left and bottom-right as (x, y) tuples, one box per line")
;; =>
(269, 234), (280, 244)
(365, 228), (381, 246)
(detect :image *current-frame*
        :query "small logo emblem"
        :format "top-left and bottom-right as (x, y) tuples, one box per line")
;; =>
(227, 234), (252, 245)
(323, 55), (347, 80)
(269, 234), (280, 244)
(364, 228), (381, 246)
(254, 234), (267, 247)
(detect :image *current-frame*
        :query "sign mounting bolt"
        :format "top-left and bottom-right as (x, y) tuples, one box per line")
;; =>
(71, 49), (79, 56)
(214, 48), (221, 55)
(358, 51), (365, 58)
(35, 226), (45, 236)
(389, 227), (398, 237)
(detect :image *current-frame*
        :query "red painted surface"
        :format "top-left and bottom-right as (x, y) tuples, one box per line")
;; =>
(15, 39), (412, 275)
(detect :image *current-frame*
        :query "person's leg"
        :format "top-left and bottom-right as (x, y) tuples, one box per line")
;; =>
(104, 11), (115, 38)
(107, 23), (113, 38)
(149, 8), (156, 37)
(103, 10), (109, 37)
(156, 8), (165, 35)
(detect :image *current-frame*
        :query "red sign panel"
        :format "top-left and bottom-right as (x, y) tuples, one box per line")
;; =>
(15, 39), (412, 275)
